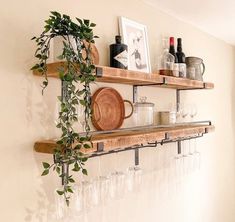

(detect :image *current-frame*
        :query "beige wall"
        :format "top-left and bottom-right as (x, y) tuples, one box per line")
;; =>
(0, 0), (235, 221)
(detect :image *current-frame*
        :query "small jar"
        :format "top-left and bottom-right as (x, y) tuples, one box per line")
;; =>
(160, 111), (176, 125)
(134, 97), (155, 126)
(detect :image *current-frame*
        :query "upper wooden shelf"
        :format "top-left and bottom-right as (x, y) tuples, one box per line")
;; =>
(33, 62), (214, 90)
(34, 123), (214, 155)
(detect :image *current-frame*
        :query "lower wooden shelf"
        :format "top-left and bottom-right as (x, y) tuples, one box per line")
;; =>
(34, 122), (214, 155)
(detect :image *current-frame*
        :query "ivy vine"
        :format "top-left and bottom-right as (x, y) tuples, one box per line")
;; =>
(31, 11), (98, 205)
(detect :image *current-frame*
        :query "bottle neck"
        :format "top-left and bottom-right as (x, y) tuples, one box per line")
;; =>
(169, 37), (175, 53)
(177, 38), (183, 52)
(169, 45), (176, 53)
(177, 45), (182, 52)
(115, 35), (122, 44)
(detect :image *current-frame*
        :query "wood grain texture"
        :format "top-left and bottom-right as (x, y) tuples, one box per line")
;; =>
(91, 87), (132, 130)
(34, 124), (215, 155)
(33, 62), (214, 89)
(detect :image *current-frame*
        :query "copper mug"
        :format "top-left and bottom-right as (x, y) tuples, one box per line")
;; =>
(186, 57), (205, 81)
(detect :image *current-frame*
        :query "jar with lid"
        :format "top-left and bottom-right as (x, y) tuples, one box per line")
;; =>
(134, 97), (155, 126)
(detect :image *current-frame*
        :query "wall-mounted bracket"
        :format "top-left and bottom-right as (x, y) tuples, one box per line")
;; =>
(96, 67), (103, 77)
(97, 142), (104, 152)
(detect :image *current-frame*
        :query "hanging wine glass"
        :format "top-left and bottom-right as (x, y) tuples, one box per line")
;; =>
(189, 103), (197, 121)
(180, 103), (189, 121)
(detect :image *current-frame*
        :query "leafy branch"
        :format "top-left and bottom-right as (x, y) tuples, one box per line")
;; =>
(31, 11), (98, 205)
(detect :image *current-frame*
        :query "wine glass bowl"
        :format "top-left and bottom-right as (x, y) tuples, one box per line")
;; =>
(189, 104), (197, 120)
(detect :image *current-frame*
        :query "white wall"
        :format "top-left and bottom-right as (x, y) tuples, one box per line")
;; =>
(0, 0), (235, 221)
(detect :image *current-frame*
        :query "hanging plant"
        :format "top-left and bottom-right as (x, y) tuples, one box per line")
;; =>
(31, 11), (98, 205)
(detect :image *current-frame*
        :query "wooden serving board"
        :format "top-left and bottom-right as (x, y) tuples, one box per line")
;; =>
(91, 87), (126, 130)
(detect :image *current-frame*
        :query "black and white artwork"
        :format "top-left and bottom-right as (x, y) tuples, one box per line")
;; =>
(119, 17), (151, 73)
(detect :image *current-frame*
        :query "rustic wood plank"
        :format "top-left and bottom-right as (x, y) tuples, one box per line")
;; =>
(33, 62), (214, 89)
(34, 124), (214, 154)
(33, 62), (66, 78)
(34, 140), (98, 154)
(96, 66), (163, 85)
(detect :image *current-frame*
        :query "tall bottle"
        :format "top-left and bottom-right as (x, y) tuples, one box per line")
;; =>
(169, 37), (179, 77)
(176, 38), (186, 77)
(176, 38), (185, 63)
(110, 35), (128, 69)
(158, 37), (174, 76)
(169, 37), (178, 63)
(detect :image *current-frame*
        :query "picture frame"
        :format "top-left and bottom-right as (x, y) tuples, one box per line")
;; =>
(119, 17), (151, 73)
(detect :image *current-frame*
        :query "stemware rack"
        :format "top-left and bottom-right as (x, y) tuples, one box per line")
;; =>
(33, 62), (215, 166)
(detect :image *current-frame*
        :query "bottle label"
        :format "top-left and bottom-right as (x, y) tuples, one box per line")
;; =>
(114, 50), (128, 67)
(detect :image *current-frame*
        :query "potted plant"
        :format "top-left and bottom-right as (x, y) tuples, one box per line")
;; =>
(31, 11), (98, 205)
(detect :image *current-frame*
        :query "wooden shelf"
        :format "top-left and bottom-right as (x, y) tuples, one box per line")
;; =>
(34, 123), (214, 155)
(33, 62), (214, 90)
(33, 63), (214, 156)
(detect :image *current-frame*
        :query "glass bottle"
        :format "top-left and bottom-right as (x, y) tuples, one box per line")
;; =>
(176, 38), (187, 78)
(169, 37), (179, 77)
(158, 38), (174, 76)
(110, 35), (128, 69)
(176, 38), (185, 63)
(169, 37), (178, 63)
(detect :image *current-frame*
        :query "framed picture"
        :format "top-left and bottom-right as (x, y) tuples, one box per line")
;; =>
(119, 17), (151, 73)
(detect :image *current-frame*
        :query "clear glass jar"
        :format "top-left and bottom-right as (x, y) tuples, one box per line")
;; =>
(134, 97), (155, 126)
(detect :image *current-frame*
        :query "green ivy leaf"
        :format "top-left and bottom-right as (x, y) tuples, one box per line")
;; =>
(56, 140), (63, 145)
(51, 11), (61, 17)
(68, 178), (75, 183)
(79, 100), (86, 106)
(82, 169), (88, 175)
(68, 188), (73, 193)
(56, 167), (60, 174)
(41, 169), (49, 176)
(42, 162), (50, 169)
(30, 64), (39, 70)
(43, 81), (48, 87)
(81, 157), (88, 162)
(84, 19), (90, 26)
(80, 137), (86, 142)
(90, 23), (96, 27)
(66, 199), (70, 206)
(57, 190), (64, 195)
(72, 162), (80, 172)
(84, 144), (91, 149)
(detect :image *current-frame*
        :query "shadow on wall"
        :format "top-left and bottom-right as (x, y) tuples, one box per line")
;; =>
(22, 68), (61, 140)
(24, 190), (54, 222)
(24, 151), (59, 222)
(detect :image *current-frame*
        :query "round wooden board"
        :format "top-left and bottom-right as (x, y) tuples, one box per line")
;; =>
(92, 88), (125, 130)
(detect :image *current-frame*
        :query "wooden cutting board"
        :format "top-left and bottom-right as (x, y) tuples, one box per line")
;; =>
(91, 87), (133, 130)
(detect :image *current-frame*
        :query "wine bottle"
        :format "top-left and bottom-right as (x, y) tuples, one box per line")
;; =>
(169, 37), (178, 63)
(169, 37), (179, 77)
(176, 38), (186, 77)
(110, 35), (128, 69)
(176, 38), (185, 63)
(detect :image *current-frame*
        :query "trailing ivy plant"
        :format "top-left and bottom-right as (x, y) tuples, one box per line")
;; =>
(31, 11), (98, 206)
